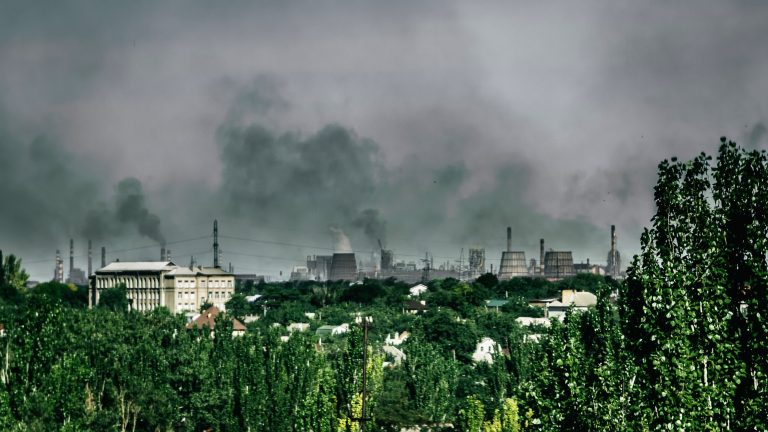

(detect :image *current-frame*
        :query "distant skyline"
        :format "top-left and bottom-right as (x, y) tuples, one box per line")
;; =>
(2, 1), (767, 280)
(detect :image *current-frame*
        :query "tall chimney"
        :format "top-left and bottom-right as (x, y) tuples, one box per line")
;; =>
(539, 238), (545, 274)
(69, 238), (74, 278)
(161, 247), (166, 262)
(87, 240), (92, 276)
(610, 225), (616, 254)
(506, 226), (512, 252)
(213, 219), (220, 268)
(101, 246), (106, 268)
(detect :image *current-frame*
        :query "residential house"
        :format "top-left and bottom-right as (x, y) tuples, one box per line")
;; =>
(186, 306), (246, 337)
(409, 283), (428, 297)
(403, 300), (428, 314)
(287, 323), (310, 333)
(544, 290), (597, 319)
(315, 323), (350, 337)
(472, 337), (500, 364)
(382, 345), (406, 367)
(384, 331), (410, 346)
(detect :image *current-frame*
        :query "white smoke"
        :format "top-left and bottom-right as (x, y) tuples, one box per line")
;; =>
(330, 227), (352, 252)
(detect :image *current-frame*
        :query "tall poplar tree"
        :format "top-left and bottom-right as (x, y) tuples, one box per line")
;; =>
(622, 138), (768, 430)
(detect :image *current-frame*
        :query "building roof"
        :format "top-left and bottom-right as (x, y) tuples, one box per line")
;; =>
(166, 266), (233, 276)
(486, 299), (509, 308)
(98, 261), (176, 272)
(316, 325), (337, 336)
(404, 300), (428, 311)
(516, 317), (551, 327)
(186, 306), (246, 332)
(96, 261), (234, 277)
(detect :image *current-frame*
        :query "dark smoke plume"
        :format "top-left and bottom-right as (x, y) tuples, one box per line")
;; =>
(114, 178), (166, 246)
(352, 208), (387, 248)
(82, 178), (166, 245)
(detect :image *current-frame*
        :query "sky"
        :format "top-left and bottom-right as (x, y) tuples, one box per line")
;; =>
(1, 1), (767, 281)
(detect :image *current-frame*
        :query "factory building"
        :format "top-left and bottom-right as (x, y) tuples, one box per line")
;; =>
(468, 247), (486, 278)
(380, 249), (394, 272)
(61, 238), (88, 285)
(88, 219), (235, 314)
(498, 227), (528, 279)
(307, 255), (333, 281)
(329, 253), (358, 281)
(89, 260), (235, 314)
(543, 250), (575, 279)
(54, 249), (65, 283)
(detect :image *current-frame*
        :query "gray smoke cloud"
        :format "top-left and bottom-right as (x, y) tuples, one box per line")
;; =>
(2, 0), (768, 280)
(82, 178), (166, 246)
(352, 209), (387, 249)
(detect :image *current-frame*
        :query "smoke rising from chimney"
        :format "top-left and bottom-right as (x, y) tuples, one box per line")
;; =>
(81, 177), (166, 246)
(330, 227), (352, 253)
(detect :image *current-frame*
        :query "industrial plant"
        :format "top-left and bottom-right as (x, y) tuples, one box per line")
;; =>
(52, 220), (624, 290)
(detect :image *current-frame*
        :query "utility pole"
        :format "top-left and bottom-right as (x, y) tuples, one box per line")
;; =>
(421, 252), (431, 282)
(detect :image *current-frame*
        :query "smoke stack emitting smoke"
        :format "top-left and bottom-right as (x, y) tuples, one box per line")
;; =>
(82, 177), (166, 247)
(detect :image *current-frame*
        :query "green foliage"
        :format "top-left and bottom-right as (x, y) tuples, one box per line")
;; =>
(97, 283), (129, 312)
(225, 293), (250, 320)
(30, 281), (87, 308)
(412, 309), (479, 363)
(621, 138), (768, 430)
(402, 338), (459, 423)
(0, 253), (27, 303)
(476, 273), (499, 289)
(458, 395), (485, 432)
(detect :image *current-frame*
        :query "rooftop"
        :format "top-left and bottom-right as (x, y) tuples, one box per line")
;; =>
(98, 261), (176, 272)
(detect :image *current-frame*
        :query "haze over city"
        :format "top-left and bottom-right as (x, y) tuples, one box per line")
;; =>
(2, 1), (768, 281)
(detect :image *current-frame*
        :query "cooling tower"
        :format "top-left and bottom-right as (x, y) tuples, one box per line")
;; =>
(499, 251), (528, 279)
(498, 227), (527, 279)
(544, 251), (575, 279)
(329, 253), (358, 281)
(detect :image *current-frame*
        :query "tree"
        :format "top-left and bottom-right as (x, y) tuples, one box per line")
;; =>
(0, 252), (28, 302)
(225, 293), (249, 320)
(476, 273), (499, 290)
(621, 138), (768, 430)
(401, 339), (459, 423)
(98, 284), (129, 312)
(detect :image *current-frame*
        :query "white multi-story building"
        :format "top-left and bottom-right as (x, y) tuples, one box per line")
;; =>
(89, 261), (235, 314)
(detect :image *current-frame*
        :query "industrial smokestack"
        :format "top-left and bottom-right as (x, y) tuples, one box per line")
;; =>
(101, 246), (106, 268)
(69, 238), (74, 278)
(506, 226), (512, 252)
(213, 219), (220, 268)
(88, 240), (92, 276)
(610, 225), (616, 254)
(539, 238), (545, 274)
(161, 247), (166, 262)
